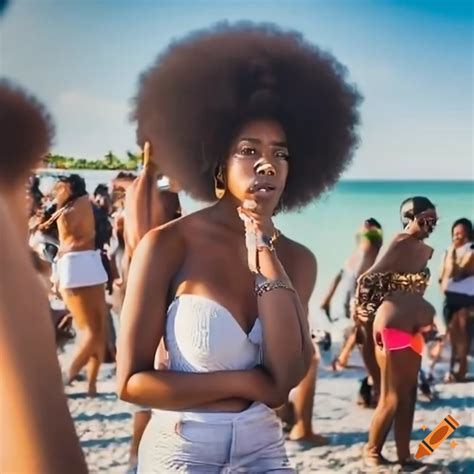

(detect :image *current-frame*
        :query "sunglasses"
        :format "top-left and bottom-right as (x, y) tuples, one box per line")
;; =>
(417, 216), (438, 231)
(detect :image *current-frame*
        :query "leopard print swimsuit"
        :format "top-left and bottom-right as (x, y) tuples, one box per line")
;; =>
(354, 269), (430, 324)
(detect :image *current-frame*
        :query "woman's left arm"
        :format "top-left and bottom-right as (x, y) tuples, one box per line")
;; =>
(255, 245), (315, 395)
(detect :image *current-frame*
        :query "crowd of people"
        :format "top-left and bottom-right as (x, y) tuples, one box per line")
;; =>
(1, 20), (472, 474)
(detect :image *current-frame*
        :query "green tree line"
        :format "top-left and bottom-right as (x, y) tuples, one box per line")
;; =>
(45, 151), (141, 170)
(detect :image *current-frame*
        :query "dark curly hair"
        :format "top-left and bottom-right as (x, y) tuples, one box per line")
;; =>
(451, 218), (473, 240)
(0, 80), (55, 188)
(57, 174), (88, 201)
(132, 21), (362, 211)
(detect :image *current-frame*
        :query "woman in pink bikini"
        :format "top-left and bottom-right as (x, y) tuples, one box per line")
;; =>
(355, 196), (438, 468)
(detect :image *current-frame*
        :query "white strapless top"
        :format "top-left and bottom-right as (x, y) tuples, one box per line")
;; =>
(164, 294), (262, 372)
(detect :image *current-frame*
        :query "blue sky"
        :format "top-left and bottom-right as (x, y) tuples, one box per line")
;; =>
(1, 0), (472, 179)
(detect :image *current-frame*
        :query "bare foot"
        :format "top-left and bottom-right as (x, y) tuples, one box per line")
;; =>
(362, 444), (391, 467)
(331, 357), (345, 372)
(87, 384), (98, 397)
(398, 455), (433, 471)
(289, 428), (329, 447)
(126, 455), (138, 474)
(444, 371), (466, 383)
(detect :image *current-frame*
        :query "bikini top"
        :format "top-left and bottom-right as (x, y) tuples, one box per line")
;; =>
(163, 294), (262, 372)
(354, 269), (430, 324)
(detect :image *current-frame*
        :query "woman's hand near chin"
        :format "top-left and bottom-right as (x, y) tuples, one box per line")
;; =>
(236, 198), (282, 277)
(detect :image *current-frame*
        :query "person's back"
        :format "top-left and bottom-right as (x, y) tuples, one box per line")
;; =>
(57, 195), (95, 255)
(366, 232), (432, 276)
(359, 233), (433, 333)
(52, 174), (108, 396)
(362, 197), (439, 468)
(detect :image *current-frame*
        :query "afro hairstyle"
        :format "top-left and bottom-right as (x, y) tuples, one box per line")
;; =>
(0, 79), (54, 188)
(132, 21), (362, 211)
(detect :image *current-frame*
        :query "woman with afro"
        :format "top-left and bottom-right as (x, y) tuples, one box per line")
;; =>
(117, 22), (361, 472)
(0, 80), (87, 473)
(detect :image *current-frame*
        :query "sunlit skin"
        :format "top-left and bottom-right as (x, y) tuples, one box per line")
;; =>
(117, 142), (184, 469)
(226, 121), (324, 444)
(0, 82), (86, 472)
(0, 185), (86, 474)
(362, 207), (438, 466)
(53, 180), (108, 396)
(321, 221), (383, 376)
(52, 181), (96, 255)
(117, 118), (315, 415)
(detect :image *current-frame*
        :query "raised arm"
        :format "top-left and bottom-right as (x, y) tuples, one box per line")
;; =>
(355, 238), (380, 278)
(123, 162), (166, 255)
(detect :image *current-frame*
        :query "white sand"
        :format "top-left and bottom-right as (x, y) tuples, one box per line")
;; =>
(59, 341), (474, 473)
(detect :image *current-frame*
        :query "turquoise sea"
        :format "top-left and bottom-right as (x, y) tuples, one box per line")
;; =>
(269, 180), (473, 330)
(39, 172), (473, 332)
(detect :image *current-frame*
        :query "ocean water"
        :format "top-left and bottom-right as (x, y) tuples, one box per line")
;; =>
(39, 171), (473, 331)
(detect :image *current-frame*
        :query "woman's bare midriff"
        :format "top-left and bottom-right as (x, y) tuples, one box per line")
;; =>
(58, 238), (95, 257)
(188, 398), (254, 413)
(373, 291), (435, 335)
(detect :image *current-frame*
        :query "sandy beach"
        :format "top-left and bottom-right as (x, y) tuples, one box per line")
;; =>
(59, 334), (474, 474)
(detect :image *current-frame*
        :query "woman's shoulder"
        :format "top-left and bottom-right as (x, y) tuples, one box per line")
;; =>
(279, 235), (317, 275)
(280, 235), (315, 260)
(391, 232), (413, 245)
(137, 214), (186, 250)
(142, 211), (205, 254)
(389, 232), (429, 254)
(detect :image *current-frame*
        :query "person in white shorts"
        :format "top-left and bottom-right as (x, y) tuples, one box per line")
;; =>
(46, 174), (108, 396)
(117, 23), (361, 472)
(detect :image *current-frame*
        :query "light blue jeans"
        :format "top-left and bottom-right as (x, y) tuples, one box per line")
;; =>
(138, 402), (294, 473)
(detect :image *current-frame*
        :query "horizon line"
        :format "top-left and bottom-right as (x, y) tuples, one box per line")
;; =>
(35, 169), (473, 183)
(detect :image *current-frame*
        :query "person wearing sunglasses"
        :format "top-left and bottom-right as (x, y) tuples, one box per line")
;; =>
(354, 196), (438, 468)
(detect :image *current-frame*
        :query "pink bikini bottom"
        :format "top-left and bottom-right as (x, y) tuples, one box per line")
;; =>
(377, 327), (424, 356)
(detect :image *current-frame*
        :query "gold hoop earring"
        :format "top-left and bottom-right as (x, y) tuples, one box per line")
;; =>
(214, 166), (226, 199)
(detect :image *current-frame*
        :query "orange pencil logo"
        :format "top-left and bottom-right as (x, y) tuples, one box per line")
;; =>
(415, 414), (460, 459)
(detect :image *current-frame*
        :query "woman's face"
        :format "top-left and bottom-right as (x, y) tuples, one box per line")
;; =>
(225, 118), (289, 212)
(414, 208), (438, 239)
(452, 224), (469, 248)
(53, 180), (71, 206)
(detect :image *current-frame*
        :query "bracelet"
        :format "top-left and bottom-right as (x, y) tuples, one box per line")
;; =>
(256, 228), (281, 252)
(254, 276), (294, 297)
